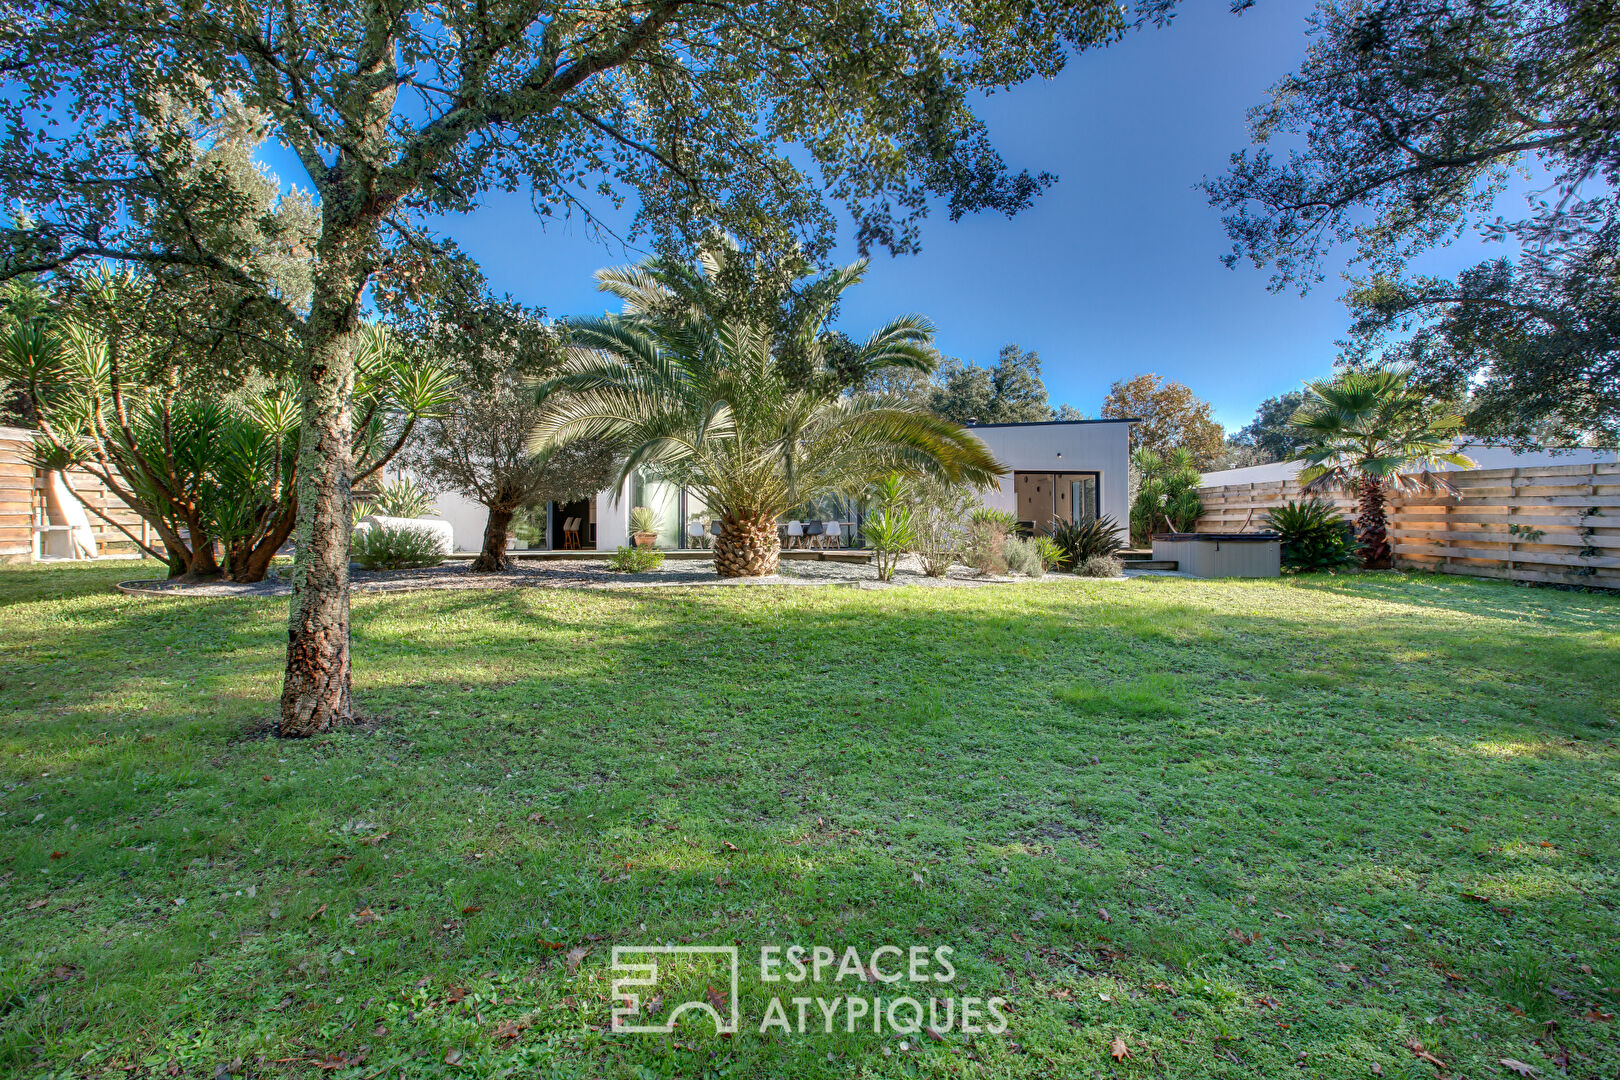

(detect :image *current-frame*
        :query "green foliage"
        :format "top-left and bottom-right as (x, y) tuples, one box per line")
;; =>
(1228, 390), (1309, 464)
(961, 518), (1008, 576)
(628, 505), (661, 536)
(1032, 535), (1067, 572)
(1049, 514), (1125, 568)
(968, 506), (1019, 530)
(533, 245), (1003, 540)
(1075, 553), (1124, 578)
(351, 524), (446, 570)
(607, 545), (665, 573)
(1291, 367), (1473, 568)
(862, 509), (914, 582)
(1203, 0), (1620, 443)
(364, 476), (438, 519)
(901, 476), (980, 577)
(1130, 448), (1203, 545)
(1265, 499), (1357, 574)
(1003, 535), (1044, 577)
(928, 345), (1063, 424)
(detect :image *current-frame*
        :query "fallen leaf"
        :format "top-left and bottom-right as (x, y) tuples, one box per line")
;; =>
(49, 851), (66, 859)
(359, 832), (390, 846)
(443, 1049), (461, 1066)
(24, 899), (47, 910)
(462, 905), (482, 915)
(1405, 1039), (1446, 1071)
(353, 907), (378, 925)
(1097, 907), (1112, 924)
(1584, 1009), (1614, 1022)
(536, 938), (565, 949)
(924, 1026), (944, 1042)
(1500, 1059), (1539, 1077)
(1109, 1036), (1131, 1061)
(705, 984), (728, 1014)
(1370, 1064), (1382, 1076)
(721, 841), (738, 852)
(564, 946), (589, 975)
(493, 1020), (522, 1040)
(306, 903), (326, 921)
(446, 987), (467, 1003)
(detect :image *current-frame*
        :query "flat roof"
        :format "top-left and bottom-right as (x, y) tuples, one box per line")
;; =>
(963, 418), (1139, 428)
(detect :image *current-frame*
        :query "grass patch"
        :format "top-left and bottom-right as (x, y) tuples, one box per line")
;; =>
(1, 562), (1618, 1078)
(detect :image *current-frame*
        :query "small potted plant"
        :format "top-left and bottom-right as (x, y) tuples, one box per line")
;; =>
(628, 505), (660, 549)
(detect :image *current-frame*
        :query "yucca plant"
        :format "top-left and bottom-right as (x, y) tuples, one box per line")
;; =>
(1290, 367), (1472, 568)
(366, 476), (438, 519)
(2, 273), (452, 581)
(531, 243), (1004, 576)
(863, 508), (915, 582)
(1265, 498), (1358, 573)
(1048, 514), (1125, 569)
(1130, 447), (1203, 544)
(351, 524), (445, 570)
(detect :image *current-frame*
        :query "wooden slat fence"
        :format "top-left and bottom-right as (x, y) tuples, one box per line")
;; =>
(0, 425), (150, 561)
(1195, 462), (1620, 590)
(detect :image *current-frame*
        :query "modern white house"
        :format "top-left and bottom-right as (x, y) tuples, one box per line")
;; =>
(423, 417), (1136, 553)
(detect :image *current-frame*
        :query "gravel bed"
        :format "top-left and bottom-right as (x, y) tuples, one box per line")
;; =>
(116, 554), (1130, 598)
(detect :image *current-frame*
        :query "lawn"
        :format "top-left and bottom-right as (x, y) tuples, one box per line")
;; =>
(1, 562), (1617, 1080)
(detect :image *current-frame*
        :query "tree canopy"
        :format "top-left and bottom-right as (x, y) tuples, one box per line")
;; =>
(1203, 0), (1620, 445)
(1101, 373), (1224, 466)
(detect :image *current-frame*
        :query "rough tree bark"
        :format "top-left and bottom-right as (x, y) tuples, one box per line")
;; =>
(279, 247), (366, 737)
(713, 511), (780, 576)
(1355, 477), (1391, 570)
(472, 504), (517, 572)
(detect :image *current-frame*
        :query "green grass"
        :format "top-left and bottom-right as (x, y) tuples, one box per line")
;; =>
(2, 561), (1618, 1079)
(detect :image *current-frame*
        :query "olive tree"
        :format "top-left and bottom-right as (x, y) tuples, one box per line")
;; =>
(405, 302), (617, 572)
(1, 0), (1128, 735)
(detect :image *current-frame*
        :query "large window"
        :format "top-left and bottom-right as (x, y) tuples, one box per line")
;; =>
(1015, 471), (1100, 535)
(630, 473), (683, 548)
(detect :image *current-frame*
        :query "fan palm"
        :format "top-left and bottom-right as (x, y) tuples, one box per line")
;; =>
(531, 247), (1005, 576)
(1290, 368), (1473, 568)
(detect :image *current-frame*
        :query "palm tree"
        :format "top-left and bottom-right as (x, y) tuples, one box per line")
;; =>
(1290, 368), (1473, 568)
(530, 245), (1005, 576)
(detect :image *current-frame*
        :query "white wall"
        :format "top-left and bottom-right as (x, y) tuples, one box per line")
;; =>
(968, 420), (1134, 541)
(595, 478), (631, 551)
(1201, 440), (1619, 488)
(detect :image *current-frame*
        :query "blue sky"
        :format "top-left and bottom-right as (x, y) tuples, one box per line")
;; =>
(282, 3), (1520, 431)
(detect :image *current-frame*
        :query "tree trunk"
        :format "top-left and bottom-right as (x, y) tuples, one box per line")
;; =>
(713, 511), (780, 577)
(472, 504), (516, 572)
(279, 261), (365, 737)
(1355, 476), (1391, 569)
(230, 510), (298, 584)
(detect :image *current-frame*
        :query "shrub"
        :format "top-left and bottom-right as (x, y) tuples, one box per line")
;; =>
(607, 545), (665, 572)
(1049, 515), (1124, 568)
(1032, 536), (1066, 572)
(968, 506), (1019, 530)
(1266, 498), (1358, 573)
(363, 476), (438, 518)
(863, 509), (914, 582)
(905, 478), (979, 577)
(1075, 553), (1124, 578)
(352, 525), (446, 570)
(962, 519), (1008, 576)
(1004, 535), (1045, 577)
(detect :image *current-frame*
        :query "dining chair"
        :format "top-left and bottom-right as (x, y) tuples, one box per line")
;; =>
(785, 520), (804, 550)
(822, 521), (842, 549)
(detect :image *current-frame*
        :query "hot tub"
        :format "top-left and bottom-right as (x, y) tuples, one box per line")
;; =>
(1151, 532), (1281, 578)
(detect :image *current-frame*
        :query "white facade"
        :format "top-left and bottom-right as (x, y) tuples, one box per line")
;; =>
(413, 419), (1136, 552)
(1200, 440), (1619, 489)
